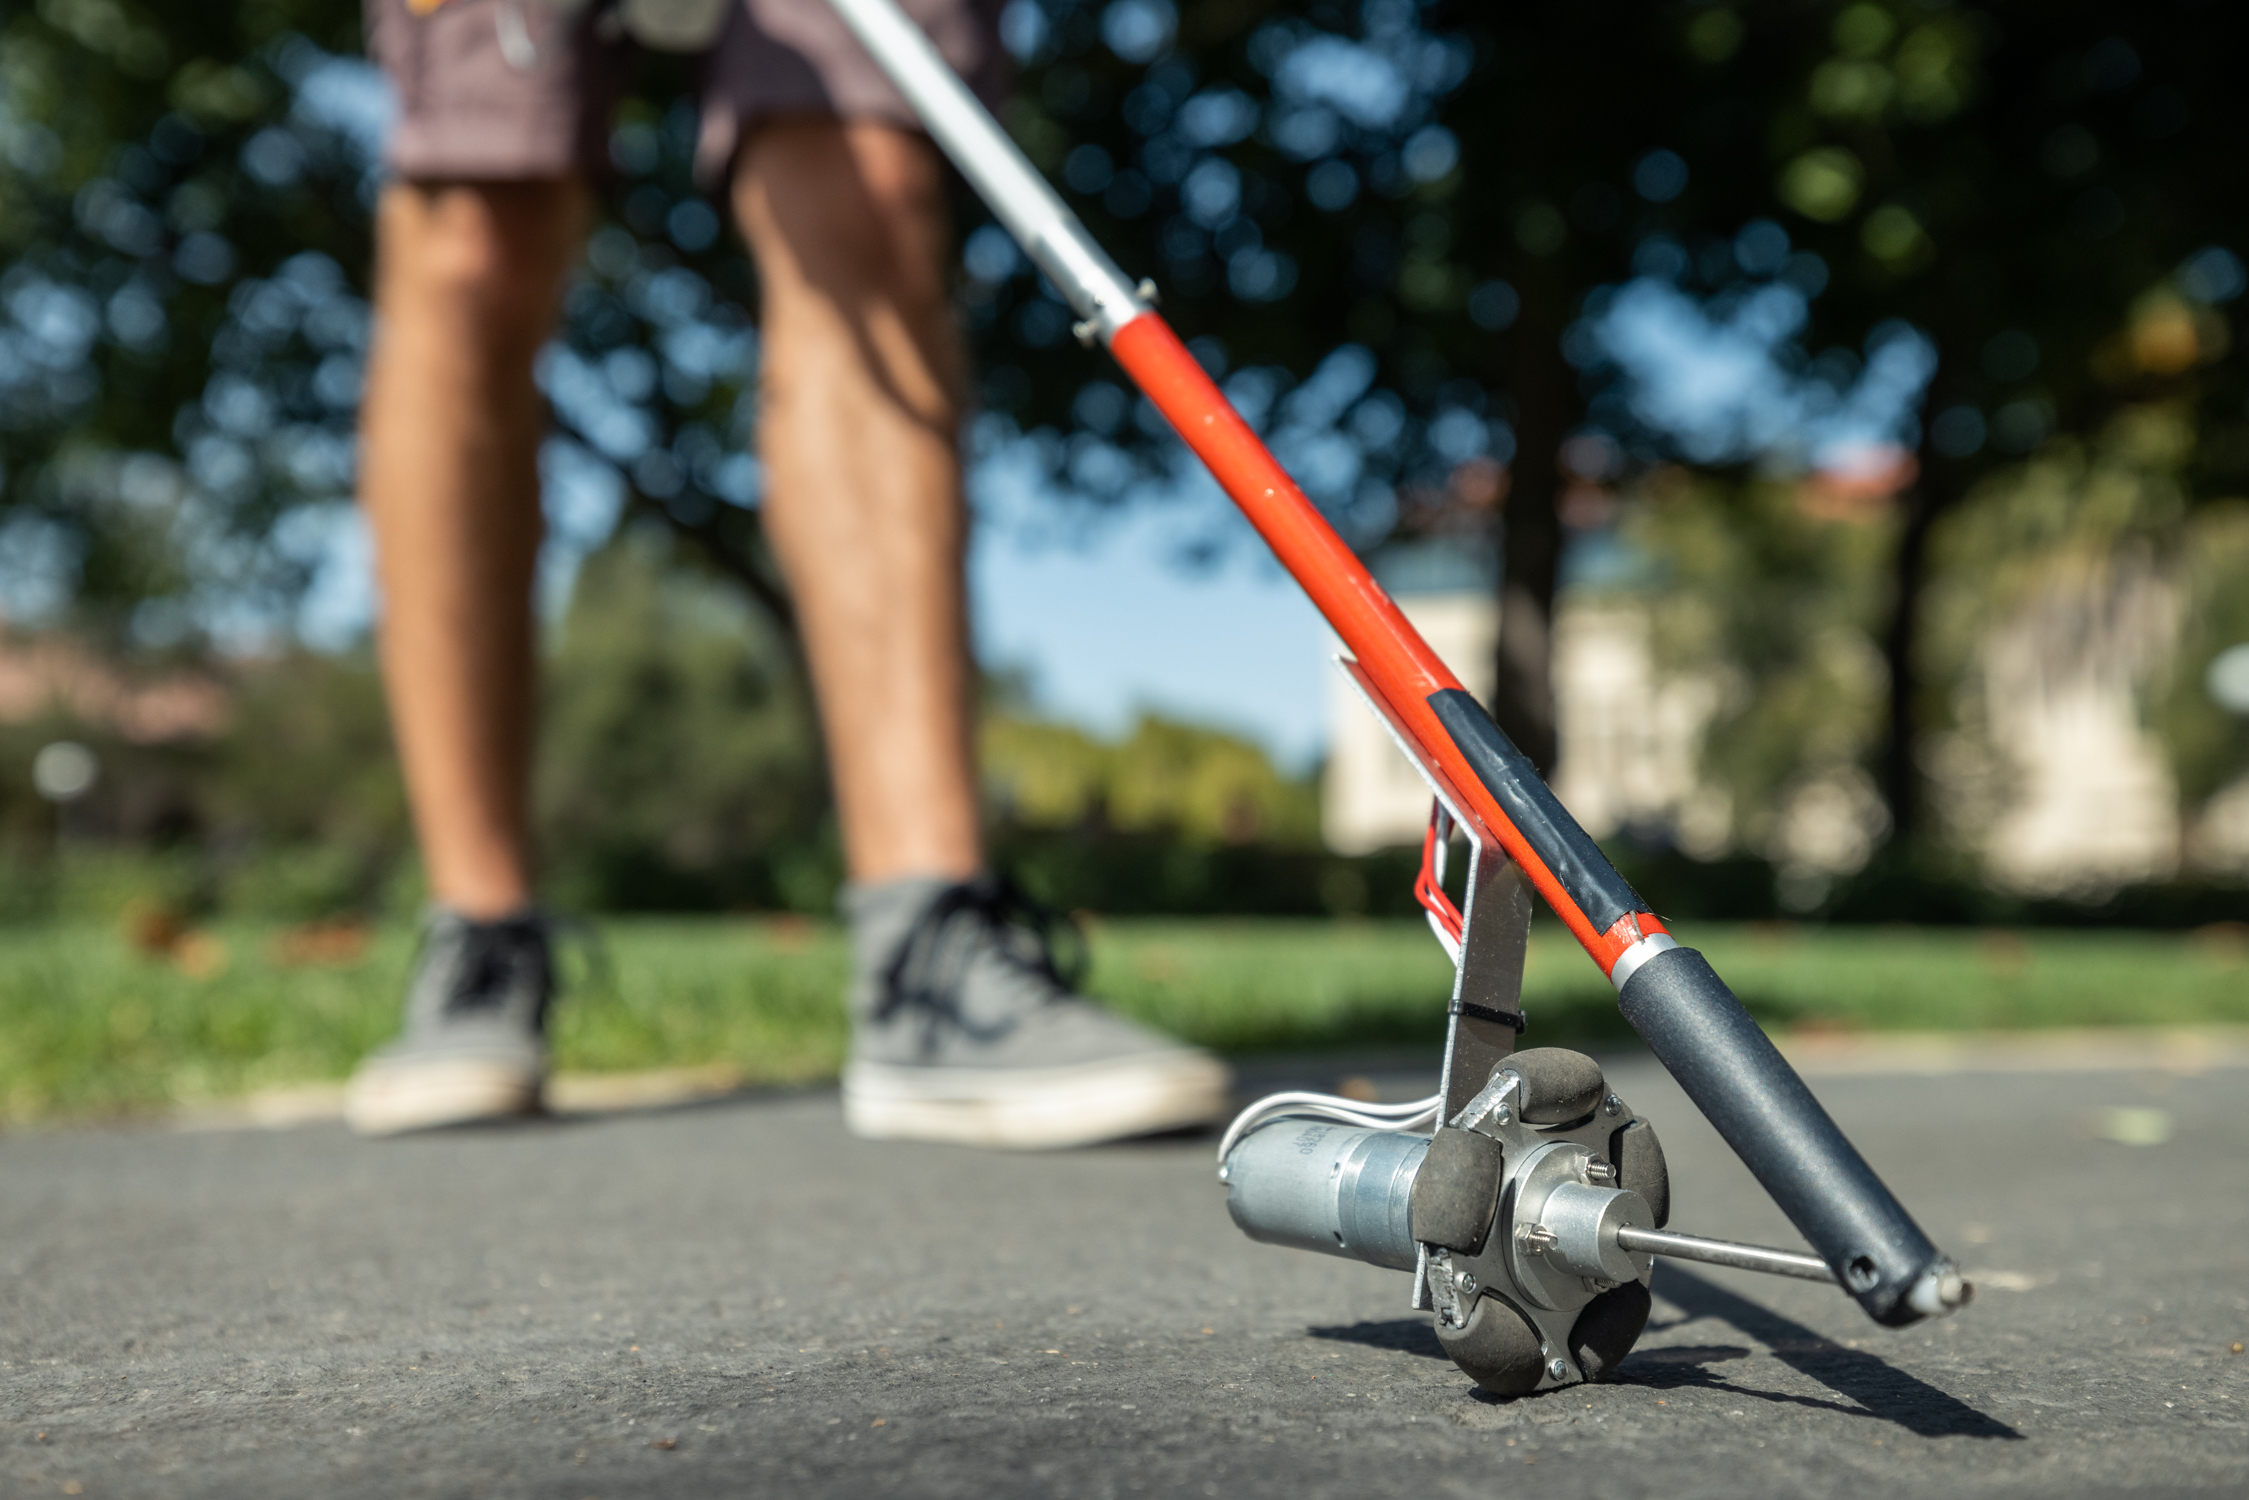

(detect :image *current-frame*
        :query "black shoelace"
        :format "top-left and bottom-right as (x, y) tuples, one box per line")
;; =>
(875, 875), (1088, 1051)
(430, 911), (609, 1025)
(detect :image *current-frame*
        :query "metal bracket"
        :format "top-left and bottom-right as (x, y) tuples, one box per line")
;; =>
(1334, 656), (1534, 1119)
(1440, 852), (1532, 1122)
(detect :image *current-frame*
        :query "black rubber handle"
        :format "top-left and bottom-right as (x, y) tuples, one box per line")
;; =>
(1617, 945), (1945, 1326)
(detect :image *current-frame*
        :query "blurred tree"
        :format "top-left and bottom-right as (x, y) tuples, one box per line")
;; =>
(8, 0), (2247, 856)
(0, 0), (372, 642)
(0, 0), (806, 652)
(1627, 465), (1894, 887)
(1412, 0), (2249, 826)
(535, 526), (826, 910)
(919, 0), (2249, 832)
(979, 713), (1112, 825)
(208, 642), (408, 891)
(982, 707), (1320, 845)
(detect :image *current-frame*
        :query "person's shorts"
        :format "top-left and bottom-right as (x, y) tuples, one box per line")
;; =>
(367, 0), (1006, 185)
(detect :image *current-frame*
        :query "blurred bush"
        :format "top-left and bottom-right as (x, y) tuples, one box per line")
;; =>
(1622, 464), (1895, 874)
(984, 711), (1320, 848)
(535, 527), (827, 913)
(0, 531), (1411, 921)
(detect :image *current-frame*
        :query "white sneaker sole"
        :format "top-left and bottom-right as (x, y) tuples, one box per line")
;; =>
(843, 1051), (1232, 1149)
(345, 1058), (543, 1137)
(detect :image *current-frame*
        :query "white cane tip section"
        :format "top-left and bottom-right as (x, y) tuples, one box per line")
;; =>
(1908, 1264), (1974, 1319)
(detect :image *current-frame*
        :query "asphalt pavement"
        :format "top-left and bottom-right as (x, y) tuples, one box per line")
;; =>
(2, 1043), (2244, 1498)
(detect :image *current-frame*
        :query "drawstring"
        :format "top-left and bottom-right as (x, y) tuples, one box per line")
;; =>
(495, 0), (545, 70)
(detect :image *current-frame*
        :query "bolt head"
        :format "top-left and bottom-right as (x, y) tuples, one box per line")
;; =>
(1602, 1094), (1624, 1117)
(1547, 1357), (1571, 1381)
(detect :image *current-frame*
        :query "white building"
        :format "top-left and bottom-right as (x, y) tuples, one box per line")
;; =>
(1319, 543), (2230, 893)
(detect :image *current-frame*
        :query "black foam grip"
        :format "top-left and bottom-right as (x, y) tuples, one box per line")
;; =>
(1427, 689), (1647, 933)
(1410, 1127), (1505, 1254)
(1617, 945), (1943, 1326)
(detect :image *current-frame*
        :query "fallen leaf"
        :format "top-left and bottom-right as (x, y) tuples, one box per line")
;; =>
(270, 919), (372, 969)
(651, 1437), (676, 1450)
(122, 899), (188, 956)
(173, 932), (229, 980)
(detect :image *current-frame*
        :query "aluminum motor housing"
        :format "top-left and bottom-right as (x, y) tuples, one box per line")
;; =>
(1222, 1120), (1428, 1272)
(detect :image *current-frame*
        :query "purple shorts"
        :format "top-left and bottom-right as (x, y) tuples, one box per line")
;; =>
(367, 0), (1007, 184)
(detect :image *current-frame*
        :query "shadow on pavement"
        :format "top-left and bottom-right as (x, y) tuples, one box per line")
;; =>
(1637, 1266), (2022, 1440)
(1305, 1319), (1451, 1361)
(1310, 1277), (2021, 1442)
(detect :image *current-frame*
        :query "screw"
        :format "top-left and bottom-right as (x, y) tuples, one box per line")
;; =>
(1520, 1225), (1557, 1253)
(1453, 1271), (1476, 1292)
(1492, 1108), (1513, 1127)
(1602, 1094), (1624, 1117)
(1547, 1357), (1571, 1381)
(1584, 1157), (1618, 1185)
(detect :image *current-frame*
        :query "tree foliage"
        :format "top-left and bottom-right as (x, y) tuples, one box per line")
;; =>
(0, 0), (371, 639)
(536, 530), (826, 911)
(4, 0), (2246, 848)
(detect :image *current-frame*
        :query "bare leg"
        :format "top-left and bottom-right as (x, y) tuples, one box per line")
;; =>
(360, 180), (587, 918)
(732, 122), (1230, 1146)
(733, 119), (982, 884)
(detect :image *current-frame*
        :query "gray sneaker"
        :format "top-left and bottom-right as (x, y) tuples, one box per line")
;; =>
(345, 909), (553, 1136)
(840, 874), (1232, 1149)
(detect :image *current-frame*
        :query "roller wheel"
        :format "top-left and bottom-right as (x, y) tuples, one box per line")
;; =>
(1609, 1117), (1671, 1227)
(1505, 1047), (1607, 1125)
(1568, 1282), (1652, 1381)
(1435, 1294), (1545, 1398)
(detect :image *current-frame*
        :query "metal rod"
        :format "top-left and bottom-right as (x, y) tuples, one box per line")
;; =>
(1618, 1226), (1838, 1284)
(818, 0), (1146, 339)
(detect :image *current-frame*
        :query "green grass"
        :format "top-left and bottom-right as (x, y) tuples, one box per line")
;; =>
(0, 916), (2242, 1123)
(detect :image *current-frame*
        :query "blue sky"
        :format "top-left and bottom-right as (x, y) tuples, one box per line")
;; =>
(968, 490), (1331, 768)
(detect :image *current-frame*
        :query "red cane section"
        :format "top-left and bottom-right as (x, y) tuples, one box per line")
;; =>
(1603, 910), (1671, 953)
(1108, 312), (1652, 974)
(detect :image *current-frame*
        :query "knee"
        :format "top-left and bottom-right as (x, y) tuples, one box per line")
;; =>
(377, 180), (583, 347)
